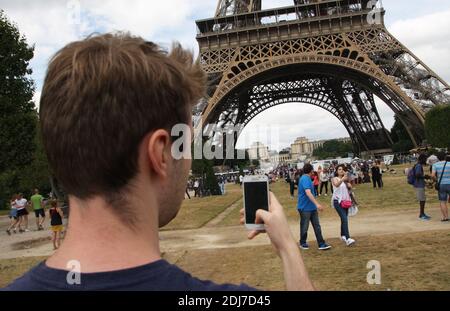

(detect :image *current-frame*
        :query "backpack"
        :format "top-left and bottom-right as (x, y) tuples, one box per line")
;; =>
(407, 165), (416, 185)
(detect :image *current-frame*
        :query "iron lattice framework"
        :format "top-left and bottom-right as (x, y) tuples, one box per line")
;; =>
(195, 0), (450, 154)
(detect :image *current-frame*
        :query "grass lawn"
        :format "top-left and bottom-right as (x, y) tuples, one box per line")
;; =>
(175, 230), (450, 291)
(0, 257), (46, 288)
(161, 184), (242, 231)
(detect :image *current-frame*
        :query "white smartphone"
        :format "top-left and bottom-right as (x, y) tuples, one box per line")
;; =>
(243, 175), (270, 231)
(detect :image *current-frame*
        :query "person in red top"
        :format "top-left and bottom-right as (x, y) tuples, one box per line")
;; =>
(312, 171), (320, 195)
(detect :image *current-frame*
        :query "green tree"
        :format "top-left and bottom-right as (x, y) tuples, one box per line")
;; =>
(425, 105), (450, 149)
(251, 159), (260, 167)
(313, 140), (353, 159)
(390, 116), (411, 143)
(213, 149), (251, 170)
(390, 116), (414, 152)
(191, 158), (221, 196)
(18, 128), (51, 198)
(191, 140), (221, 196)
(0, 11), (45, 207)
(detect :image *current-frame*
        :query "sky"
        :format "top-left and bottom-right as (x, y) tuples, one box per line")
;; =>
(1, 0), (449, 151)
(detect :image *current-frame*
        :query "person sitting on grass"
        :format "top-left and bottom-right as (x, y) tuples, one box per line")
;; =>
(49, 201), (64, 250)
(3, 33), (314, 291)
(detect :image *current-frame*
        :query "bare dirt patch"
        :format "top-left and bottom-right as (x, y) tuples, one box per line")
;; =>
(11, 237), (52, 251)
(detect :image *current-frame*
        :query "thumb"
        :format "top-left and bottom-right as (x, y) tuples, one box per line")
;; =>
(255, 209), (270, 224)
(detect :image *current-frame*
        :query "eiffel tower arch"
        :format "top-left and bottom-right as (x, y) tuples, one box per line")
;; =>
(195, 0), (450, 155)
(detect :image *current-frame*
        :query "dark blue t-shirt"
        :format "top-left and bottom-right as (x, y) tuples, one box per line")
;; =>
(414, 164), (425, 188)
(2, 260), (256, 291)
(297, 175), (317, 212)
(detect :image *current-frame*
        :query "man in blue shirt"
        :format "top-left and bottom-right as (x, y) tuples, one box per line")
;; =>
(3, 33), (315, 291)
(432, 152), (450, 222)
(297, 164), (331, 250)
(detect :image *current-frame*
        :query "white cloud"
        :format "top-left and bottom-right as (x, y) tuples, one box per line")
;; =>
(236, 104), (348, 150)
(1, 1), (447, 148)
(389, 9), (450, 81)
(0, 0), (216, 108)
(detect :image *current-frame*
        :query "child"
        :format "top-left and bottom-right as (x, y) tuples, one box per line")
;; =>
(49, 201), (64, 250)
(6, 194), (20, 235)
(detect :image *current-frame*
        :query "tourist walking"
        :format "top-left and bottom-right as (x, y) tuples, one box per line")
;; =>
(331, 165), (356, 246)
(218, 175), (225, 195)
(185, 185), (191, 199)
(30, 189), (46, 230)
(432, 152), (450, 222)
(6, 195), (19, 235)
(297, 164), (331, 251)
(371, 161), (382, 189)
(15, 193), (29, 232)
(193, 179), (200, 197)
(289, 168), (296, 197)
(378, 161), (384, 187)
(319, 168), (329, 196)
(49, 201), (64, 250)
(312, 171), (319, 196)
(414, 154), (431, 220)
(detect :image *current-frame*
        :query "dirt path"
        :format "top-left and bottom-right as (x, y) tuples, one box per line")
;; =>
(0, 216), (64, 260)
(160, 206), (450, 252)
(1, 206), (448, 260)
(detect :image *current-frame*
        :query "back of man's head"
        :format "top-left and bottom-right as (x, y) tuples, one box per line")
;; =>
(40, 33), (205, 216)
(437, 152), (446, 161)
(418, 153), (427, 165)
(303, 164), (313, 175)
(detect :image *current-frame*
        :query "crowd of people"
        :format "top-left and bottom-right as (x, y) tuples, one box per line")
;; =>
(5, 189), (65, 250)
(263, 151), (450, 250)
(272, 159), (385, 199)
(410, 152), (450, 222)
(185, 172), (254, 199)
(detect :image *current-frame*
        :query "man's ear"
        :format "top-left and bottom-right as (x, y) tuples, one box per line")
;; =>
(147, 130), (172, 179)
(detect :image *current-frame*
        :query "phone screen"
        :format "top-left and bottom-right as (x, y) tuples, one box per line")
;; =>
(244, 181), (269, 224)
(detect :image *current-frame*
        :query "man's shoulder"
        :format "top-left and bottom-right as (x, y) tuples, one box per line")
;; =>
(300, 175), (311, 184)
(2, 263), (42, 291)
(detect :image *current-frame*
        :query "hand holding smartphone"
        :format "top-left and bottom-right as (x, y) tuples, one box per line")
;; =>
(243, 175), (269, 231)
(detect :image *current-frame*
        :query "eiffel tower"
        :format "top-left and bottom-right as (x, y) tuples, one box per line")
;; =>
(195, 0), (450, 155)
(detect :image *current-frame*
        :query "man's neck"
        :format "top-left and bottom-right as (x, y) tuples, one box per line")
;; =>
(46, 196), (162, 273)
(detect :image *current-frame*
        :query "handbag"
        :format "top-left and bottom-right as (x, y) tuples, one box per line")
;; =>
(435, 161), (448, 191)
(348, 205), (358, 217)
(340, 200), (353, 209)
